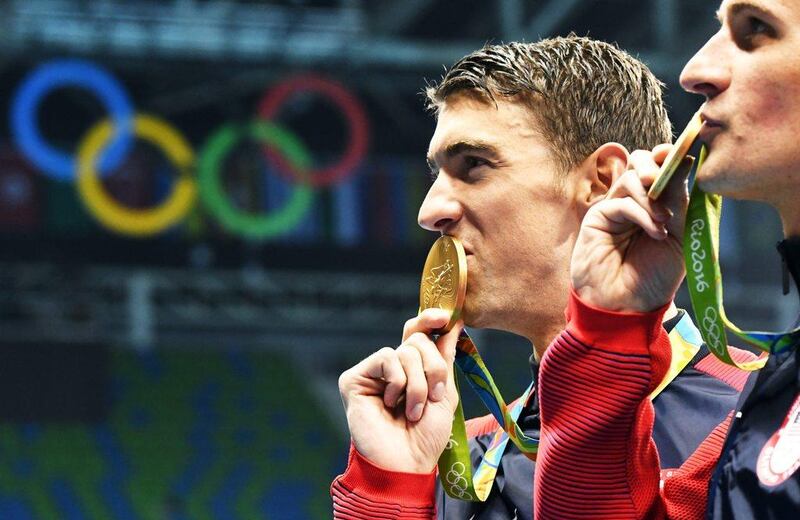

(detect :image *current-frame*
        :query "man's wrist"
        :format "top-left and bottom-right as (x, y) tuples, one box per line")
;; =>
(567, 287), (670, 353)
(337, 442), (438, 505)
(574, 285), (669, 314)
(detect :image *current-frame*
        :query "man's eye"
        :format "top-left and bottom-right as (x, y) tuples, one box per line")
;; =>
(734, 16), (776, 48)
(747, 17), (771, 35)
(465, 156), (488, 169)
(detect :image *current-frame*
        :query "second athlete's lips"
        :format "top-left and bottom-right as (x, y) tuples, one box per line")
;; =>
(699, 113), (723, 142)
(698, 123), (722, 142)
(700, 112), (723, 129)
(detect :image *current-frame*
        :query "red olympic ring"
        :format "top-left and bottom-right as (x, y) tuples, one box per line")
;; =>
(258, 74), (369, 187)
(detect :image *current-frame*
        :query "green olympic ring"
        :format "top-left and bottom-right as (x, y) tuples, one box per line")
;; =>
(198, 121), (314, 239)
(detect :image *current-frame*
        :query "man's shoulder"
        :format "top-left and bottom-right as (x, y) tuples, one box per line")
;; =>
(652, 346), (757, 468)
(655, 345), (757, 425)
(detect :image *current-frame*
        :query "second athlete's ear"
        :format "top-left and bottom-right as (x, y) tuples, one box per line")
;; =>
(577, 142), (630, 210)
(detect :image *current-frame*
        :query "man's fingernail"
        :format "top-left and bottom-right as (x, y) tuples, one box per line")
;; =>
(431, 382), (445, 401)
(409, 403), (424, 422)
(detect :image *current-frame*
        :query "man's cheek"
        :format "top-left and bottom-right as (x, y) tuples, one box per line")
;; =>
(752, 76), (798, 130)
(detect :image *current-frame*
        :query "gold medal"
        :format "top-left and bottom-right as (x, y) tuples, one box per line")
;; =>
(419, 236), (467, 332)
(648, 106), (704, 200)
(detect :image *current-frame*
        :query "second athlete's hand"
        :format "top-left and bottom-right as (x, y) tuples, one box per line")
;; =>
(571, 144), (692, 313)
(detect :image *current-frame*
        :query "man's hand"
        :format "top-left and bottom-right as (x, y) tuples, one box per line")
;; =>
(571, 144), (692, 312)
(338, 308), (462, 474)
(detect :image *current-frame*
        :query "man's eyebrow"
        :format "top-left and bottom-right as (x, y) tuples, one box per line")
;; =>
(717, 2), (774, 24)
(428, 140), (499, 168)
(426, 140), (501, 176)
(446, 140), (499, 158)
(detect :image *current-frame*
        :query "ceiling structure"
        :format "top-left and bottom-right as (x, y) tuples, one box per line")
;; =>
(1, 0), (718, 81)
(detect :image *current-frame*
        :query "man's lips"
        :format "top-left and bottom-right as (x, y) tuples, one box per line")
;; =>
(701, 113), (723, 128)
(699, 113), (723, 141)
(449, 237), (473, 255)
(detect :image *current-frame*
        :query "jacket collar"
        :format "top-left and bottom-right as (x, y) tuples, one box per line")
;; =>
(777, 236), (800, 299)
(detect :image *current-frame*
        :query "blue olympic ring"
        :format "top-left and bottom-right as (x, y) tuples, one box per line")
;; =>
(10, 59), (134, 182)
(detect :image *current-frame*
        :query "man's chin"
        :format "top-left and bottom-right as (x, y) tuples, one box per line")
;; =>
(695, 171), (723, 195)
(459, 304), (480, 328)
(460, 301), (493, 330)
(697, 149), (767, 199)
(696, 157), (741, 197)
(697, 168), (755, 200)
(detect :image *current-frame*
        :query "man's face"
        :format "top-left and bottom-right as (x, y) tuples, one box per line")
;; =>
(680, 0), (800, 204)
(419, 93), (577, 336)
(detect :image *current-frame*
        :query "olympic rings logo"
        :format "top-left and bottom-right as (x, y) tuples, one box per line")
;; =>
(9, 59), (369, 238)
(701, 306), (726, 357)
(445, 462), (473, 500)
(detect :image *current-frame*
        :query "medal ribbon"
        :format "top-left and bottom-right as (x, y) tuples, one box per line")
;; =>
(683, 145), (800, 371)
(438, 315), (703, 501)
(436, 333), (536, 502)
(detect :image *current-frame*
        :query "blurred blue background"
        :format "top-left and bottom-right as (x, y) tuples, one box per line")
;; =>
(0, 1), (797, 518)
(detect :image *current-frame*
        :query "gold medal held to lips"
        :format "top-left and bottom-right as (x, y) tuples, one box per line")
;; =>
(419, 236), (467, 333)
(648, 106), (705, 200)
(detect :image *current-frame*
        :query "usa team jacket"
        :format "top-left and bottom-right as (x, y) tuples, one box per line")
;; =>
(534, 237), (800, 520)
(331, 312), (753, 519)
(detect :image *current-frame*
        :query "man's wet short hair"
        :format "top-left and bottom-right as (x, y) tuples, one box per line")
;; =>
(425, 35), (672, 172)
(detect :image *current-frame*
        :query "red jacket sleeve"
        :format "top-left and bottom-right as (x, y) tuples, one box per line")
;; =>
(331, 442), (437, 519)
(534, 289), (672, 520)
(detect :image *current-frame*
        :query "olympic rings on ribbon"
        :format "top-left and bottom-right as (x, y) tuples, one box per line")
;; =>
(198, 121), (314, 239)
(11, 59), (134, 182)
(258, 75), (369, 187)
(77, 114), (196, 236)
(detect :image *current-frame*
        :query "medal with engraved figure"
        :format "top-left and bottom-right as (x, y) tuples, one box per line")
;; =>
(419, 235), (467, 333)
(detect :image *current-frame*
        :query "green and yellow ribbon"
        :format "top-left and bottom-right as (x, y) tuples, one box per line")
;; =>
(683, 146), (800, 371)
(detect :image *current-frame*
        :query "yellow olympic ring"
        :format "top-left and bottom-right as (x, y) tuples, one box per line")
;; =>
(77, 114), (196, 236)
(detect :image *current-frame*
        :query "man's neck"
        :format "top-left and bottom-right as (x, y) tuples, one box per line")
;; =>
(530, 322), (564, 362)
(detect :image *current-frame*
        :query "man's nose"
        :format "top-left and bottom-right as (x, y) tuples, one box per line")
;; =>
(679, 32), (731, 99)
(417, 177), (463, 232)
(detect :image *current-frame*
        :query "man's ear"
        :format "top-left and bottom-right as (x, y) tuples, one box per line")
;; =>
(574, 142), (629, 213)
